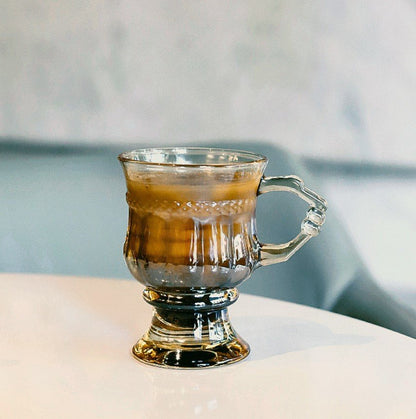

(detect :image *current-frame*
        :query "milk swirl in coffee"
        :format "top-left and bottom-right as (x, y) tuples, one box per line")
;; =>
(123, 168), (263, 290)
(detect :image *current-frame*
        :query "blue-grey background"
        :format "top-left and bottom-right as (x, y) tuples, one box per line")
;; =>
(1, 0), (416, 165)
(1, 1), (415, 336)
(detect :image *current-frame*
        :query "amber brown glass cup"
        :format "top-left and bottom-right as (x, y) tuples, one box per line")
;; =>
(119, 147), (326, 368)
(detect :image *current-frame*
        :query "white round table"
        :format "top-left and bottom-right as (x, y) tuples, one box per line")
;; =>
(1, 274), (415, 418)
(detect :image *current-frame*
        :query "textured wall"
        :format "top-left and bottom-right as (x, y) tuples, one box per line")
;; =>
(1, 0), (416, 163)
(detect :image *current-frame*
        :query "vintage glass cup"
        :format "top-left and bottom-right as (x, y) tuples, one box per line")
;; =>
(119, 147), (327, 368)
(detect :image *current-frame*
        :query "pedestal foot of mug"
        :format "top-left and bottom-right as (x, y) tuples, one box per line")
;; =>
(132, 336), (249, 368)
(131, 303), (249, 368)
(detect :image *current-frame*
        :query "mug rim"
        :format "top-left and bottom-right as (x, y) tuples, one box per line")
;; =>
(118, 146), (268, 167)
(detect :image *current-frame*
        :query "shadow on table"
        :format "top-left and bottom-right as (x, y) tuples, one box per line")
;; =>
(235, 315), (374, 361)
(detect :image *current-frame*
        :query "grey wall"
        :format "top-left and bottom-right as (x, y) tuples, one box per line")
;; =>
(2, 0), (416, 164)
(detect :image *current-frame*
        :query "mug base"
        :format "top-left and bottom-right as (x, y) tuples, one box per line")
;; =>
(132, 337), (249, 369)
(131, 299), (250, 368)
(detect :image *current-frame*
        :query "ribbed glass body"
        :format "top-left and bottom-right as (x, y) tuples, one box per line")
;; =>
(121, 148), (267, 291)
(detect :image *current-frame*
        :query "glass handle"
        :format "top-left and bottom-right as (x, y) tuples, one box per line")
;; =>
(257, 176), (327, 266)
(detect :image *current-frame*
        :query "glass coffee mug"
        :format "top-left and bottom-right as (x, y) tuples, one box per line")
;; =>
(119, 147), (327, 368)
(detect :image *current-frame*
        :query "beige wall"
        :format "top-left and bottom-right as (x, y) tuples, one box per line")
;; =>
(1, 0), (416, 163)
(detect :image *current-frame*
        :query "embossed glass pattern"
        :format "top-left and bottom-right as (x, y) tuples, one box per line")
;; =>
(119, 147), (327, 368)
